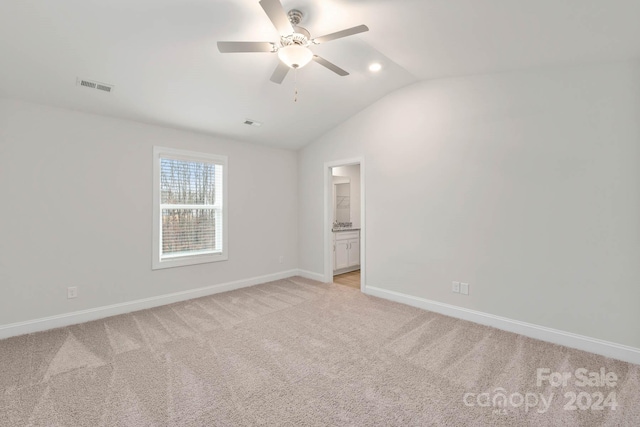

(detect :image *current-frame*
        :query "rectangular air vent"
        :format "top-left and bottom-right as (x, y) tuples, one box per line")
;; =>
(243, 119), (262, 127)
(76, 78), (114, 93)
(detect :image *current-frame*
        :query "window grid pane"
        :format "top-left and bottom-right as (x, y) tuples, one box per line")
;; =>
(159, 156), (223, 259)
(160, 159), (218, 205)
(161, 208), (220, 257)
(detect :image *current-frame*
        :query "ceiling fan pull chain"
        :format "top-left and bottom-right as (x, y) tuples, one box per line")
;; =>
(294, 67), (298, 103)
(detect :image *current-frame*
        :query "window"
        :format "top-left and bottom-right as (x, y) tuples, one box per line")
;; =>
(152, 147), (228, 269)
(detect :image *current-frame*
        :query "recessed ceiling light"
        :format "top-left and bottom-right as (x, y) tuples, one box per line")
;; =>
(369, 63), (382, 72)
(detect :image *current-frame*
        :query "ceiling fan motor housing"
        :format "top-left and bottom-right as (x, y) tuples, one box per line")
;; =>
(280, 9), (310, 47)
(281, 27), (310, 47)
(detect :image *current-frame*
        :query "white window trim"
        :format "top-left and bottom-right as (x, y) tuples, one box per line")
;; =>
(152, 146), (228, 270)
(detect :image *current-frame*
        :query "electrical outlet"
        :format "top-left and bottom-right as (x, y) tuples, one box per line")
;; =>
(279, 255), (284, 264)
(67, 286), (78, 299)
(452, 281), (460, 293)
(460, 282), (469, 295)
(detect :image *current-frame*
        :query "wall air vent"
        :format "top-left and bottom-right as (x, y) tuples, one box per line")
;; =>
(76, 78), (114, 93)
(243, 119), (262, 127)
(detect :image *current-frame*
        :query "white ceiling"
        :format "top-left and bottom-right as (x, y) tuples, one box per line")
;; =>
(1, 0), (639, 149)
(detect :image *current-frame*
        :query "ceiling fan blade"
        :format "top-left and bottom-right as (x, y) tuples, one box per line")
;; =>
(217, 41), (275, 53)
(312, 25), (369, 44)
(312, 56), (349, 76)
(270, 61), (290, 84)
(259, 0), (293, 35)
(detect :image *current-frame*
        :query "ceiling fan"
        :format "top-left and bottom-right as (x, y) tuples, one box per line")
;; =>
(217, 0), (369, 84)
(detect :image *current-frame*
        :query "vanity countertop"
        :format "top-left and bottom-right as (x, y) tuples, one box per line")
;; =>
(332, 228), (360, 232)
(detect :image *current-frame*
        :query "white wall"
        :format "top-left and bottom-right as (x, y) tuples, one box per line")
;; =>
(0, 99), (298, 326)
(332, 164), (361, 228)
(298, 61), (640, 348)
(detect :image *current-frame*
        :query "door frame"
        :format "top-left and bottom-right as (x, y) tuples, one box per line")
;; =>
(323, 157), (366, 291)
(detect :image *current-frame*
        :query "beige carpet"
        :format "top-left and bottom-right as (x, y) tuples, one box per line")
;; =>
(1, 276), (638, 426)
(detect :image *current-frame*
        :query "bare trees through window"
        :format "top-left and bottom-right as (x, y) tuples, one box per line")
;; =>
(160, 159), (221, 256)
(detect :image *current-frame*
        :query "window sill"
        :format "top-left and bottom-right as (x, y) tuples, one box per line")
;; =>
(152, 252), (228, 270)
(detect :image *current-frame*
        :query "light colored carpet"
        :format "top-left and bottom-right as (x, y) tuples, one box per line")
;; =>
(0, 276), (638, 426)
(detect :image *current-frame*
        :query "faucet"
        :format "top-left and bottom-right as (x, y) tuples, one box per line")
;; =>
(333, 221), (352, 229)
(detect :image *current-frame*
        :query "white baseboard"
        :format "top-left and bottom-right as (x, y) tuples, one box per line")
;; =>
(0, 269), (300, 340)
(6, 273), (636, 366)
(296, 269), (327, 283)
(364, 286), (640, 366)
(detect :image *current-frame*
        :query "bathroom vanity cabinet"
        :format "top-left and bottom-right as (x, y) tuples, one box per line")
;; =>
(333, 229), (360, 274)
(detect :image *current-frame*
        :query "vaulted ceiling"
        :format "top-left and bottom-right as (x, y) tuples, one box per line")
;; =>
(1, 0), (639, 149)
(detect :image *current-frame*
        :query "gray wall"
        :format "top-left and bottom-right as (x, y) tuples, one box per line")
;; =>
(298, 61), (640, 348)
(0, 99), (299, 326)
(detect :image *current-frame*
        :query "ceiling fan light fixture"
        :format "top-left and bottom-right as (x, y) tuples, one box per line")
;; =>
(217, 0), (370, 84)
(278, 45), (313, 69)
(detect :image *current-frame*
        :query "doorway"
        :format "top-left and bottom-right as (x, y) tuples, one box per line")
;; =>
(324, 158), (365, 291)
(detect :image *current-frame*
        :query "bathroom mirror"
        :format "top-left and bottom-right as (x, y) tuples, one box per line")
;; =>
(333, 178), (350, 223)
